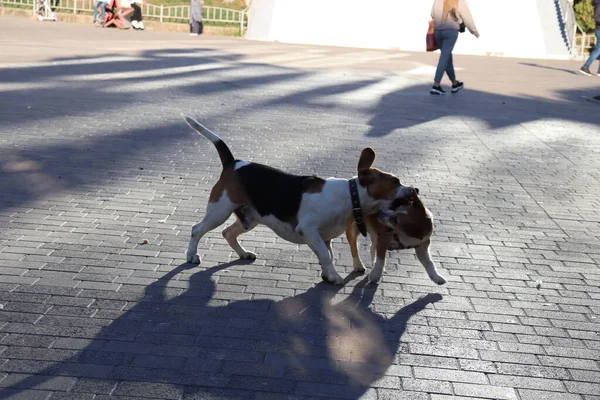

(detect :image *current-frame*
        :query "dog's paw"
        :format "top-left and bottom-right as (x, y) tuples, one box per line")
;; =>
(187, 253), (201, 264)
(431, 274), (447, 285)
(321, 271), (343, 285)
(353, 259), (366, 274)
(240, 251), (257, 261)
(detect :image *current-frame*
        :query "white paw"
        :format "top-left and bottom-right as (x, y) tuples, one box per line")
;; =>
(240, 251), (257, 261)
(321, 270), (343, 285)
(353, 259), (366, 274)
(430, 274), (447, 285)
(187, 253), (200, 264)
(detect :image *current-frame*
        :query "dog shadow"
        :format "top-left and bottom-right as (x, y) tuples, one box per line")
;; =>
(0, 261), (443, 399)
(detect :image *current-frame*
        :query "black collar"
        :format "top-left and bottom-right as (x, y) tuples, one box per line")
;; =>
(349, 178), (367, 237)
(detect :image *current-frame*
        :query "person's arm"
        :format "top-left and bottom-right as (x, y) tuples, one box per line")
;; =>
(459, 0), (479, 37)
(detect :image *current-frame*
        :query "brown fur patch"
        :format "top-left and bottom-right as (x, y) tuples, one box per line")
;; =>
(399, 222), (427, 240)
(208, 168), (250, 204)
(362, 192), (432, 251)
(359, 168), (401, 200)
(357, 148), (376, 172)
(304, 180), (325, 194)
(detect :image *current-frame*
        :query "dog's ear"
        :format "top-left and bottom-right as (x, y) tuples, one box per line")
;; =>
(357, 148), (376, 173)
(414, 187), (420, 195)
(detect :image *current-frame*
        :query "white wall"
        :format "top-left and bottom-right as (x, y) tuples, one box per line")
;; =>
(245, 0), (568, 59)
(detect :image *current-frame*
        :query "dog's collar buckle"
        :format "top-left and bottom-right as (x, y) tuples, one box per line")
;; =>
(349, 178), (367, 237)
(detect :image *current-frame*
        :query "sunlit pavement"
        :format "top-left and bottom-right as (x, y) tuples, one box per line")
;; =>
(0, 16), (599, 400)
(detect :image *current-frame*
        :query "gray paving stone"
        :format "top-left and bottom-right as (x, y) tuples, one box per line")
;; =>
(112, 382), (186, 399)
(452, 383), (518, 399)
(0, 374), (76, 391)
(518, 390), (583, 400)
(565, 382), (600, 396)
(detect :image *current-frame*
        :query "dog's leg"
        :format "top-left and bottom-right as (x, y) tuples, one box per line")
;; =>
(415, 241), (446, 285)
(369, 234), (378, 265)
(187, 196), (236, 264)
(369, 234), (390, 283)
(345, 224), (365, 273)
(222, 218), (258, 260)
(325, 240), (334, 263)
(303, 230), (343, 285)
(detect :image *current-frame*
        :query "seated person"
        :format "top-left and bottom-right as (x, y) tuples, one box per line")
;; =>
(130, 0), (144, 30)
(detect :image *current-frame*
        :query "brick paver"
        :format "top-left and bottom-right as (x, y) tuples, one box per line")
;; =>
(1, 15), (599, 400)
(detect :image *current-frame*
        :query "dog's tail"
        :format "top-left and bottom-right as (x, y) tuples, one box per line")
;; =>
(183, 115), (235, 168)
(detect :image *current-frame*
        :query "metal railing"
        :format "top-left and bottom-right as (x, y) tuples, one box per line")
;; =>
(0, 0), (246, 35)
(556, 0), (577, 56)
(556, 0), (596, 58)
(576, 32), (596, 57)
(0, 0), (34, 10)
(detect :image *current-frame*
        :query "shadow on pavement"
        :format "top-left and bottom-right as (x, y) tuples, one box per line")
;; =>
(1, 46), (599, 215)
(0, 261), (443, 399)
(518, 62), (581, 75)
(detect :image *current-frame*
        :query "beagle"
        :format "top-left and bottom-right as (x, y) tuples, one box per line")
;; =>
(346, 188), (447, 285)
(183, 116), (413, 285)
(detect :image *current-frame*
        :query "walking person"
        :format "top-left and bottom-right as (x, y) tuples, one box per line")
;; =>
(189, 0), (204, 36)
(579, 0), (600, 76)
(430, 0), (480, 95)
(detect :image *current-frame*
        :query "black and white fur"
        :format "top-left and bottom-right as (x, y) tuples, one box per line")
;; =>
(184, 116), (413, 285)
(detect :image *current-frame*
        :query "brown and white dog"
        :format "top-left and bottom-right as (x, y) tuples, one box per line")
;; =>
(183, 116), (413, 285)
(346, 189), (447, 285)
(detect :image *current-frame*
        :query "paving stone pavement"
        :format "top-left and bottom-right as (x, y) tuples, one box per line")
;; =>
(1, 16), (600, 400)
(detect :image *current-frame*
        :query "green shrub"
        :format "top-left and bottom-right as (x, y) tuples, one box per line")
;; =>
(574, 0), (596, 33)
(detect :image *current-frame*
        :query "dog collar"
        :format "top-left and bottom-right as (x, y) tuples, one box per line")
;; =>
(349, 178), (367, 237)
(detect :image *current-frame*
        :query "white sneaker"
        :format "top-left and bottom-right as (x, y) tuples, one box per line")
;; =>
(138, 21), (145, 30)
(131, 20), (139, 29)
(189, 33), (199, 36)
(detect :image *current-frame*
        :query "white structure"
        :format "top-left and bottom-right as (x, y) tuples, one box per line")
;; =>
(245, 0), (575, 59)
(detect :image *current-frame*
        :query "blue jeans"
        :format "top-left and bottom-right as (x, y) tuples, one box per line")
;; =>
(434, 29), (459, 84)
(583, 30), (600, 72)
(93, 1), (105, 23)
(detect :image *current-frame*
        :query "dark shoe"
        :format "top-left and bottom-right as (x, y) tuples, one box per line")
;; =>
(451, 81), (464, 93)
(430, 85), (446, 95)
(579, 66), (593, 76)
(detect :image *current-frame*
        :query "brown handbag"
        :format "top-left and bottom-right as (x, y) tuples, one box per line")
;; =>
(426, 20), (439, 52)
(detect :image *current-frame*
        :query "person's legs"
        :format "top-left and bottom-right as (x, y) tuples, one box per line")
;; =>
(581, 30), (600, 74)
(433, 30), (447, 85)
(190, 20), (201, 34)
(131, 3), (144, 29)
(445, 52), (456, 82)
(99, 2), (105, 24)
(132, 3), (141, 20)
(433, 30), (459, 85)
(93, 0), (99, 22)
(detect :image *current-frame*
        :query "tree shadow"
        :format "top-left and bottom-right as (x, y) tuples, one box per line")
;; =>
(0, 261), (443, 399)
(2, 44), (599, 218)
